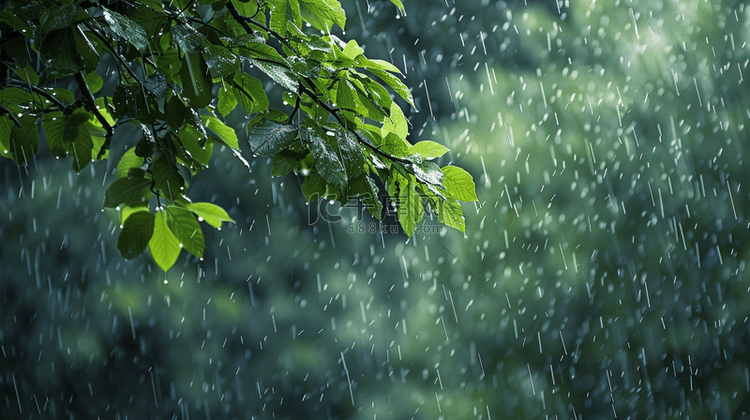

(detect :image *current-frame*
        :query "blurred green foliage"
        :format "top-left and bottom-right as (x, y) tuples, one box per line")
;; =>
(3, 0), (750, 418)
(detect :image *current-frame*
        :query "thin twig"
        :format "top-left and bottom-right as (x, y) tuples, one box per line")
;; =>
(6, 79), (68, 110)
(297, 84), (414, 166)
(75, 71), (114, 158)
(80, 20), (144, 85)
(0, 104), (22, 127)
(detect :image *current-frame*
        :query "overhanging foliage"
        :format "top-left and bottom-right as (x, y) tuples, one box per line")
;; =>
(0, 0), (477, 271)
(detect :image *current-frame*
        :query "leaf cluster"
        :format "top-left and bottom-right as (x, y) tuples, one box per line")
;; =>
(0, 0), (476, 271)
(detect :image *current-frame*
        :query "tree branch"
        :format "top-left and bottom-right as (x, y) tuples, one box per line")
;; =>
(297, 83), (415, 166)
(75, 71), (114, 158)
(6, 79), (68, 110)
(0, 104), (22, 127)
(226, 1), (299, 56)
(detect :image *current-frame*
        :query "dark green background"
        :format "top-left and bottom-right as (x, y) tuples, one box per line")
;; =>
(2, 0), (750, 418)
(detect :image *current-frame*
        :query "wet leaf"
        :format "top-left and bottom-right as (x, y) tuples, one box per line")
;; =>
(180, 52), (213, 108)
(247, 119), (297, 156)
(250, 59), (298, 92)
(441, 165), (478, 202)
(2, 114), (38, 164)
(117, 211), (155, 259)
(188, 202), (235, 228)
(104, 177), (152, 208)
(201, 115), (239, 149)
(299, 0), (346, 31)
(40, 28), (81, 79)
(231, 72), (269, 114)
(307, 127), (348, 191)
(144, 70), (168, 98)
(166, 205), (204, 258)
(149, 210), (181, 271)
(408, 141), (448, 159)
(177, 126), (213, 166)
(397, 175), (423, 235)
(151, 153), (185, 201)
(40, 4), (83, 36)
(204, 45), (240, 78)
(116, 147), (145, 178)
(337, 129), (366, 179)
(103, 8), (149, 52)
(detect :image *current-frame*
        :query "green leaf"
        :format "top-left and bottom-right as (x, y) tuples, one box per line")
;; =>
(102, 8), (149, 52)
(233, 35), (286, 62)
(180, 52), (213, 108)
(360, 77), (393, 111)
(388, 0), (406, 15)
(172, 23), (205, 54)
(13, 65), (40, 86)
(231, 0), (262, 18)
(144, 70), (168, 98)
(152, 153), (185, 200)
(40, 4), (83, 36)
(337, 129), (366, 179)
(268, 0), (288, 36)
(0, 88), (32, 115)
(40, 28), (81, 79)
(117, 147), (145, 178)
(188, 202), (235, 228)
(117, 211), (155, 259)
(412, 160), (444, 186)
(307, 127), (347, 191)
(165, 97), (189, 130)
(336, 80), (358, 112)
(382, 101), (408, 140)
(84, 71), (104, 94)
(397, 176), (423, 236)
(149, 210), (182, 271)
(201, 115), (239, 149)
(369, 68), (414, 108)
(69, 126), (95, 172)
(166, 205), (205, 258)
(43, 108), (96, 172)
(230, 72), (269, 113)
(218, 82), (238, 116)
(356, 56), (402, 74)
(299, 0), (346, 31)
(272, 150), (307, 176)
(3, 115), (39, 164)
(408, 141), (448, 159)
(301, 170), (328, 201)
(112, 84), (148, 119)
(250, 60), (298, 92)
(204, 45), (240, 78)
(247, 119), (297, 156)
(437, 197), (465, 233)
(42, 112), (69, 158)
(288, 0), (302, 28)
(104, 177), (152, 208)
(0, 116), (11, 160)
(177, 126), (213, 166)
(380, 132), (410, 156)
(342, 40), (364, 60)
(349, 175), (383, 219)
(0, 10), (33, 34)
(442, 165), (478, 201)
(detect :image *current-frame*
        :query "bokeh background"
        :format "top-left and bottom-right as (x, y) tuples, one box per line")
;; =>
(3, 0), (750, 418)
